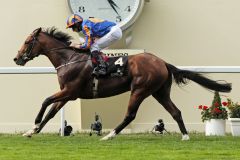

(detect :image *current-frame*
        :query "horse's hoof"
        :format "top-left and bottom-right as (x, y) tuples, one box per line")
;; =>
(100, 136), (113, 141)
(100, 130), (116, 141)
(22, 133), (32, 138)
(182, 134), (190, 141)
(22, 129), (35, 137)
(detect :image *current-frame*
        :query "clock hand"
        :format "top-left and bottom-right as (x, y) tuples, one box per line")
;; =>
(107, 0), (120, 15)
(108, 0), (119, 9)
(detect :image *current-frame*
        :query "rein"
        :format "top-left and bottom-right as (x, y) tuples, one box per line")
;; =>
(39, 45), (91, 70)
(37, 46), (91, 70)
(55, 58), (90, 70)
(43, 46), (72, 53)
(51, 47), (91, 70)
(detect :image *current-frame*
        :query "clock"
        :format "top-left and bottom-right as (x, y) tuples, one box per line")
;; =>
(67, 0), (145, 31)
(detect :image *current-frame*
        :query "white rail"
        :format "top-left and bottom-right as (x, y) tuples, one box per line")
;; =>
(0, 67), (56, 74)
(1, 66), (240, 74)
(1, 66), (240, 136)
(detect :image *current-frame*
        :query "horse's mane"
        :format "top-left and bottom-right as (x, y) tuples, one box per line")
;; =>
(42, 27), (90, 53)
(43, 27), (73, 45)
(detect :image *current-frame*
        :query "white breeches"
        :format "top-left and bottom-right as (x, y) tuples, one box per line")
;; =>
(90, 25), (122, 52)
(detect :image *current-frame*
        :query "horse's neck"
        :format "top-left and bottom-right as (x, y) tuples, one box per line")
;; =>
(40, 34), (89, 69)
(46, 48), (87, 69)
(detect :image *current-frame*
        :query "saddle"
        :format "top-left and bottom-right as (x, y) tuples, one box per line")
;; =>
(91, 52), (128, 77)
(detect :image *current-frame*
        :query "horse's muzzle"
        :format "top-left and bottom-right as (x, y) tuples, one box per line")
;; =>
(13, 57), (26, 66)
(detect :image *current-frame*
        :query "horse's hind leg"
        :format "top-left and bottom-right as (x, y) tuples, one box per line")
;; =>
(101, 89), (148, 141)
(152, 85), (190, 140)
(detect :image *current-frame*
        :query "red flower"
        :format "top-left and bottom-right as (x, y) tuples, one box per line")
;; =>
(198, 105), (203, 109)
(222, 102), (228, 106)
(203, 106), (208, 110)
(214, 102), (220, 107)
(214, 108), (222, 113)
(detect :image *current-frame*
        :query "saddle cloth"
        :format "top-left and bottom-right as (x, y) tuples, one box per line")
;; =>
(91, 53), (128, 77)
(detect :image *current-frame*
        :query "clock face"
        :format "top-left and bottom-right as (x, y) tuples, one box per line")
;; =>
(68, 0), (143, 30)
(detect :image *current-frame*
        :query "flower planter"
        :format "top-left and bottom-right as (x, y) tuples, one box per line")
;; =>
(205, 119), (226, 136)
(229, 118), (240, 136)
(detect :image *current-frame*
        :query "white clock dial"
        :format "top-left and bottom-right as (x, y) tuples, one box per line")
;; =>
(68, 0), (144, 31)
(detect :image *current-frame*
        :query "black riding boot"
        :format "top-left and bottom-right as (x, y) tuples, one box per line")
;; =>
(92, 51), (107, 76)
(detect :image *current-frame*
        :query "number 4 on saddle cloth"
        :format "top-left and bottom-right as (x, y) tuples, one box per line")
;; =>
(91, 52), (128, 77)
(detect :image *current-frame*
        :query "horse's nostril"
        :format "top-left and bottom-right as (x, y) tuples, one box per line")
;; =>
(13, 58), (17, 62)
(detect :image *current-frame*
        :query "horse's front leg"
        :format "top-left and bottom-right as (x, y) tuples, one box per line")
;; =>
(35, 101), (67, 133)
(23, 89), (71, 137)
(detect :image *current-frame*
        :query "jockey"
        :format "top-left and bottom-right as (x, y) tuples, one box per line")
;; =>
(66, 13), (122, 76)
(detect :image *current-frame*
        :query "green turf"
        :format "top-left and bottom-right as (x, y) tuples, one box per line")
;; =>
(0, 133), (240, 160)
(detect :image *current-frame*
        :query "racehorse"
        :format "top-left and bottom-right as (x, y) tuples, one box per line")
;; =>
(14, 27), (231, 140)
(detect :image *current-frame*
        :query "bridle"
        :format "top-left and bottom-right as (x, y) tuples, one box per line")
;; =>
(21, 32), (71, 61)
(21, 30), (90, 70)
(22, 34), (39, 61)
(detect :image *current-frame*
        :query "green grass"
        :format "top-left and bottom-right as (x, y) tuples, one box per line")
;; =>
(0, 133), (240, 160)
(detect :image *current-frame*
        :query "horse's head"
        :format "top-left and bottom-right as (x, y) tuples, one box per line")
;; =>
(14, 27), (43, 66)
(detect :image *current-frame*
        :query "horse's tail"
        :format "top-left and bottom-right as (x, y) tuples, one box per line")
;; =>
(165, 63), (232, 93)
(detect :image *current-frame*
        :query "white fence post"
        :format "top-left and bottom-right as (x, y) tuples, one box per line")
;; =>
(60, 107), (65, 136)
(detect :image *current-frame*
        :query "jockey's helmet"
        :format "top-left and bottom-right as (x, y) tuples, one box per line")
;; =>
(66, 14), (83, 28)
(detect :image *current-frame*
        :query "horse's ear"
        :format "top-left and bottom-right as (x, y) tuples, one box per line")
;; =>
(34, 27), (42, 36)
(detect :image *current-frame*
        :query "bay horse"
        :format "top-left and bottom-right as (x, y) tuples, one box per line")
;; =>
(14, 27), (231, 140)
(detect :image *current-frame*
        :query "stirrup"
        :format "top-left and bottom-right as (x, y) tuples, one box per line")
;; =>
(98, 68), (107, 75)
(92, 67), (100, 77)
(92, 67), (106, 77)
